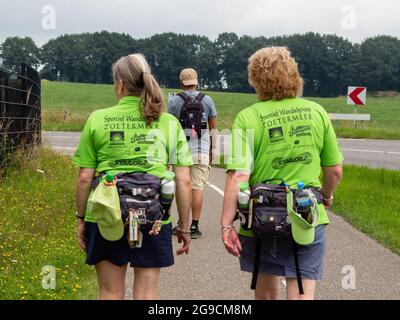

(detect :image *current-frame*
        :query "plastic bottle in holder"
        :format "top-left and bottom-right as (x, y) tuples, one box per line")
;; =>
(238, 182), (251, 230)
(104, 173), (115, 186)
(295, 182), (313, 220)
(160, 171), (176, 215)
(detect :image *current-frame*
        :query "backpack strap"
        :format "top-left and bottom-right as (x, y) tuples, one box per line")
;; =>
(177, 92), (189, 102)
(196, 92), (205, 102)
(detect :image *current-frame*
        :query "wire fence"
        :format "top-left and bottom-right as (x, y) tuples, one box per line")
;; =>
(0, 64), (41, 160)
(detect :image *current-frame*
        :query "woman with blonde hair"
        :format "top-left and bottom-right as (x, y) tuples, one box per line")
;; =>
(221, 47), (343, 300)
(73, 54), (193, 300)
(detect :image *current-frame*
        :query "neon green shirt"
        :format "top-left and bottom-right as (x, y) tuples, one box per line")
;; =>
(226, 98), (344, 236)
(73, 96), (193, 222)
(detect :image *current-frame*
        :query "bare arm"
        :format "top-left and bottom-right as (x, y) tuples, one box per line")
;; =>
(222, 170), (250, 225)
(75, 168), (96, 251)
(208, 117), (218, 163)
(321, 164), (343, 207)
(75, 168), (96, 216)
(174, 166), (192, 255)
(221, 170), (250, 257)
(208, 117), (218, 147)
(174, 166), (192, 228)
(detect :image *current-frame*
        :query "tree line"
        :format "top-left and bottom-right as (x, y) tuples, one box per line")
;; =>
(1, 31), (400, 97)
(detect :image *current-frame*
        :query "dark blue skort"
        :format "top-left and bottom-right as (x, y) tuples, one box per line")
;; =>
(85, 222), (174, 268)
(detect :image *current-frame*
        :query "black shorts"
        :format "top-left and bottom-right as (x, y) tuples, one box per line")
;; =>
(85, 222), (174, 268)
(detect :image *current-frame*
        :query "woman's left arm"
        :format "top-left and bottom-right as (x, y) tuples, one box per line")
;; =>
(75, 168), (96, 216)
(75, 168), (96, 251)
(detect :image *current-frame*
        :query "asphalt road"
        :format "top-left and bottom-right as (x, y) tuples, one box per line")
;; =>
(42, 131), (400, 300)
(339, 139), (400, 170)
(42, 131), (400, 170)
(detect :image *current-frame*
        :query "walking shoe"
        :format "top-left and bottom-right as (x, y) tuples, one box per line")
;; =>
(190, 226), (202, 239)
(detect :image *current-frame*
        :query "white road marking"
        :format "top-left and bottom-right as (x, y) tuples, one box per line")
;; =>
(341, 148), (385, 154)
(388, 152), (400, 155)
(206, 182), (225, 197)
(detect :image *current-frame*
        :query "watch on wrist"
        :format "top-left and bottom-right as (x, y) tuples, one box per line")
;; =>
(76, 212), (85, 220)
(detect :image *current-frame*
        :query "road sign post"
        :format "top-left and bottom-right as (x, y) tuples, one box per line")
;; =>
(347, 86), (367, 129)
(354, 107), (357, 129)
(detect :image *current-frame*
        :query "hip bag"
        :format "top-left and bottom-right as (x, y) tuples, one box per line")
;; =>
(246, 180), (323, 240)
(93, 172), (172, 232)
(238, 179), (324, 295)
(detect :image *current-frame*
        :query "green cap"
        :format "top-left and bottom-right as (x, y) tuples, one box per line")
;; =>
(286, 192), (318, 245)
(88, 182), (124, 241)
(163, 171), (176, 181)
(105, 173), (115, 183)
(239, 182), (250, 192)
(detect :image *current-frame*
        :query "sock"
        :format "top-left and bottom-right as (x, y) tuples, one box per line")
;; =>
(191, 220), (199, 229)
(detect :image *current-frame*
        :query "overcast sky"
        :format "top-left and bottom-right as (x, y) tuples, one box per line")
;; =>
(0, 0), (399, 45)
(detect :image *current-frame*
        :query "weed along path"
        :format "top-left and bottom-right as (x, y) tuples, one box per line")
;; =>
(44, 132), (400, 300)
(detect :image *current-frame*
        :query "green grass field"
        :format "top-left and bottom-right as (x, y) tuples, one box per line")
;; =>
(0, 148), (97, 300)
(333, 165), (400, 254)
(42, 81), (400, 139)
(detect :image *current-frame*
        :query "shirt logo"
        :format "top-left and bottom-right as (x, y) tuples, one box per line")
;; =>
(130, 133), (157, 145)
(110, 131), (125, 145)
(289, 125), (312, 137)
(268, 127), (285, 143)
(272, 152), (313, 169)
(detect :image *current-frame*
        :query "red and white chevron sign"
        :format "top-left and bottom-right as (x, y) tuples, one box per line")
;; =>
(347, 86), (367, 106)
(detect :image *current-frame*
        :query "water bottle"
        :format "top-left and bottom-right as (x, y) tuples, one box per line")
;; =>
(295, 182), (312, 220)
(238, 182), (251, 230)
(160, 171), (176, 215)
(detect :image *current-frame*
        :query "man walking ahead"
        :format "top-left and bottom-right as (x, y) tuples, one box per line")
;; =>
(168, 68), (218, 238)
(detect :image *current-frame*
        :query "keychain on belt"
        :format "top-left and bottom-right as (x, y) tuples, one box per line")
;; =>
(128, 210), (143, 248)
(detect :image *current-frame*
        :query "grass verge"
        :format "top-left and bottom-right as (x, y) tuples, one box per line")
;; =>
(332, 165), (400, 254)
(0, 147), (97, 300)
(42, 81), (400, 139)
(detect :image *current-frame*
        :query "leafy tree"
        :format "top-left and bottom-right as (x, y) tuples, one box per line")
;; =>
(0, 37), (40, 71)
(360, 36), (400, 91)
(9, 31), (400, 96)
(40, 32), (137, 83)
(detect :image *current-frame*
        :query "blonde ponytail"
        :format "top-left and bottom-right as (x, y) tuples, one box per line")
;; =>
(141, 71), (164, 126)
(112, 54), (164, 126)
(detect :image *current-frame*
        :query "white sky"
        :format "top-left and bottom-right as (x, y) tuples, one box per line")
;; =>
(0, 0), (399, 45)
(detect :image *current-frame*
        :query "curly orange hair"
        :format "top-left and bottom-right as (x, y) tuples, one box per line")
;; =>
(248, 47), (303, 101)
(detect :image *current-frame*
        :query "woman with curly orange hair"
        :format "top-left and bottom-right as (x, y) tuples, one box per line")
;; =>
(221, 47), (343, 300)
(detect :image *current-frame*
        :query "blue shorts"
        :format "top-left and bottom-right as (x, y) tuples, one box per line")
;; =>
(85, 222), (174, 268)
(239, 225), (326, 280)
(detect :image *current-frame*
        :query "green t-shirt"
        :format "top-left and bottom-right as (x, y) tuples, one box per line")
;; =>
(73, 96), (193, 222)
(226, 98), (344, 236)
